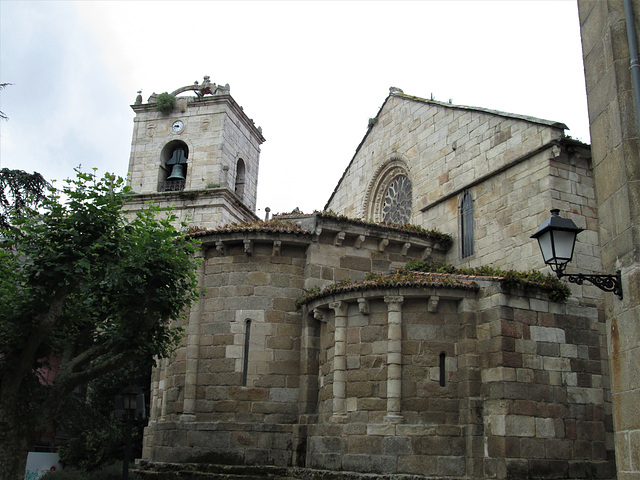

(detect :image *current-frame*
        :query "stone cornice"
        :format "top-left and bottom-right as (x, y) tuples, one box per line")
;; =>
(303, 283), (478, 316)
(131, 94), (265, 144)
(125, 187), (259, 222)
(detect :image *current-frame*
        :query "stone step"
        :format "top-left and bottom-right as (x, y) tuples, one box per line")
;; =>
(134, 462), (294, 480)
(133, 462), (467, 480)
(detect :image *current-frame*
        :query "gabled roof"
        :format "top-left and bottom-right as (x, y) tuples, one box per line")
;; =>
(324, 90), (569, 210)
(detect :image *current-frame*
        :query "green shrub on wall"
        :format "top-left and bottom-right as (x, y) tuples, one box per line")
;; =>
(155, 92), (175, 115)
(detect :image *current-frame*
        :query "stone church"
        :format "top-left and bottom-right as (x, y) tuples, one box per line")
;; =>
(127, 79), (615, 479)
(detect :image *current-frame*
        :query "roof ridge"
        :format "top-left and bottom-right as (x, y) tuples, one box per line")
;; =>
(392, 92), (568, 130)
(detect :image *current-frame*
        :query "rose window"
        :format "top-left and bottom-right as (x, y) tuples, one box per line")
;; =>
(382, 175), (412, 224)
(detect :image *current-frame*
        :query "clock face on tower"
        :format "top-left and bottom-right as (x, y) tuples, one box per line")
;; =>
(171, 120), (184, 133)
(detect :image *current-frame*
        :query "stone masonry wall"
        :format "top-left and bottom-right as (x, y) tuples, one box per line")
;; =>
(420, 144), (602, 300)
(579, 2), (640, 478)
(220, 108), (261, 212)
(326, 94), (564, 223)
(125, 189), (259, 232)
(128, 99), (225, 194)
(324, 95), (603, 288)
(143, 240), (307, 464)
(476, 287), (614, 479)
(302, 282), (613, 479)
(307, 291), (471, 477)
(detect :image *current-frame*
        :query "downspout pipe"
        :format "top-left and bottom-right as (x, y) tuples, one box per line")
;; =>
(624, 0), (640, 137)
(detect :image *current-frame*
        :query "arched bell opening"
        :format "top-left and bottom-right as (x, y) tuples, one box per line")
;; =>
(235, 158), (246, 201)
(159, 140), (189, 192)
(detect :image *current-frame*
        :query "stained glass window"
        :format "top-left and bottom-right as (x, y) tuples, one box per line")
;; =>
(382, 175), (412, 224)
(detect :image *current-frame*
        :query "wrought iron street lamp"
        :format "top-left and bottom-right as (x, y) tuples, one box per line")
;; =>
(531, 209), (623, 299)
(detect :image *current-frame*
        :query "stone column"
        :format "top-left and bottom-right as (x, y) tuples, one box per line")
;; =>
(384, 296), (404, 423)
(181, 247), (206, 421)
(159, 359), (168, 420)
(329, 301), (348, 423)
(148, 360), (161, 424)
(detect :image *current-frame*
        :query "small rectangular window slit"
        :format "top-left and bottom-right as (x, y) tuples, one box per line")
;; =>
(242, 319), (252, 386)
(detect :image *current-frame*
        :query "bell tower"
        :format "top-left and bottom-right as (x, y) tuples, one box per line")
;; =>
(125, 77), (265, 229)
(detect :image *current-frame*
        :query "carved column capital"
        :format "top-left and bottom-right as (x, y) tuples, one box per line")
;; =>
(329, 301), (348, 317)
(384, 296), (404, 311)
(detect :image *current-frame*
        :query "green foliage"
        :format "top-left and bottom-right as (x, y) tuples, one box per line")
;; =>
(42, 462), (141, 480)
(41, 468), (86, 480)
(155, 92), (175, 115)
(404, 260), (571, 301)
(56, 360), (151, 470)
(0, 168), (49, 230)
(296, 260), (570, 307)
(211, 218), (308, 234)
(0, 169), (201, 477)
(0, 82), (11, 121)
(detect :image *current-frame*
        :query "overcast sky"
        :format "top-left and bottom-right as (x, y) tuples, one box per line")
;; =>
(1, 1), (588, 217)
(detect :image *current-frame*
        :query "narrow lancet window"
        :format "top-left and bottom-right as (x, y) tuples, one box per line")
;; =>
(439, 352), (446, 387)
(460, 190), (474, 258)
(242, 319), (252, 386)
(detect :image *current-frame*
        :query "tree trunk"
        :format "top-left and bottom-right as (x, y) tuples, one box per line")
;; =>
(0, 408), (31, 480)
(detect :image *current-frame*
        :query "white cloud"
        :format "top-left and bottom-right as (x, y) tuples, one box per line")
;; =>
(1, 0), (589, 215)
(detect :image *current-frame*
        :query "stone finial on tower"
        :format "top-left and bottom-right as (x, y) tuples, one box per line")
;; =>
(389, 87), (404, 94)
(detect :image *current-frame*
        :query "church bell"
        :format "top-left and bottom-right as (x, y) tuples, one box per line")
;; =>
(167, 164), (185, 181)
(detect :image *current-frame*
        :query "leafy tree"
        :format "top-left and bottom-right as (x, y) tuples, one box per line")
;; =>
(0, 170), (201, 479)
(0, 168), (49, 230)
(0, 83), (11, 121)
(56, 359), (152, 471)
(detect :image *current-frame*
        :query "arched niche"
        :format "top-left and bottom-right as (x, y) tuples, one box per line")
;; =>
(158, 140), (189, 192)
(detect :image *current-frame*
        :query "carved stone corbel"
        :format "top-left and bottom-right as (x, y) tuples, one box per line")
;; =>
(428, 295), (440, 313)
(354, 235), (366, 249)
(313, 227), (323, 242)
(313, 308), (326, 322)
(378, 238), (389, 252)
(334, 231), (346, 246)
(243, 239), (253, 256)
(401, 242), (411, 256)
(215, 241), (226, 256)
(357, 298), (370, 315)
(272, 240), (281, 256)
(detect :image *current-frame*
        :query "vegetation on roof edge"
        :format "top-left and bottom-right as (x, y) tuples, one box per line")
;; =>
(274, 210), (453, 247)
(186, 219), (308, 236)
(155, 92), (176, 115)
(295, 269), (478, 308)
(295, 260), (571, 308)
(404, 260), (571, 302)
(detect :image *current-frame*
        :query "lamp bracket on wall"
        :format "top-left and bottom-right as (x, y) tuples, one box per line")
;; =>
(531, 209), (623, 300)
(558, 268), (623, 299)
